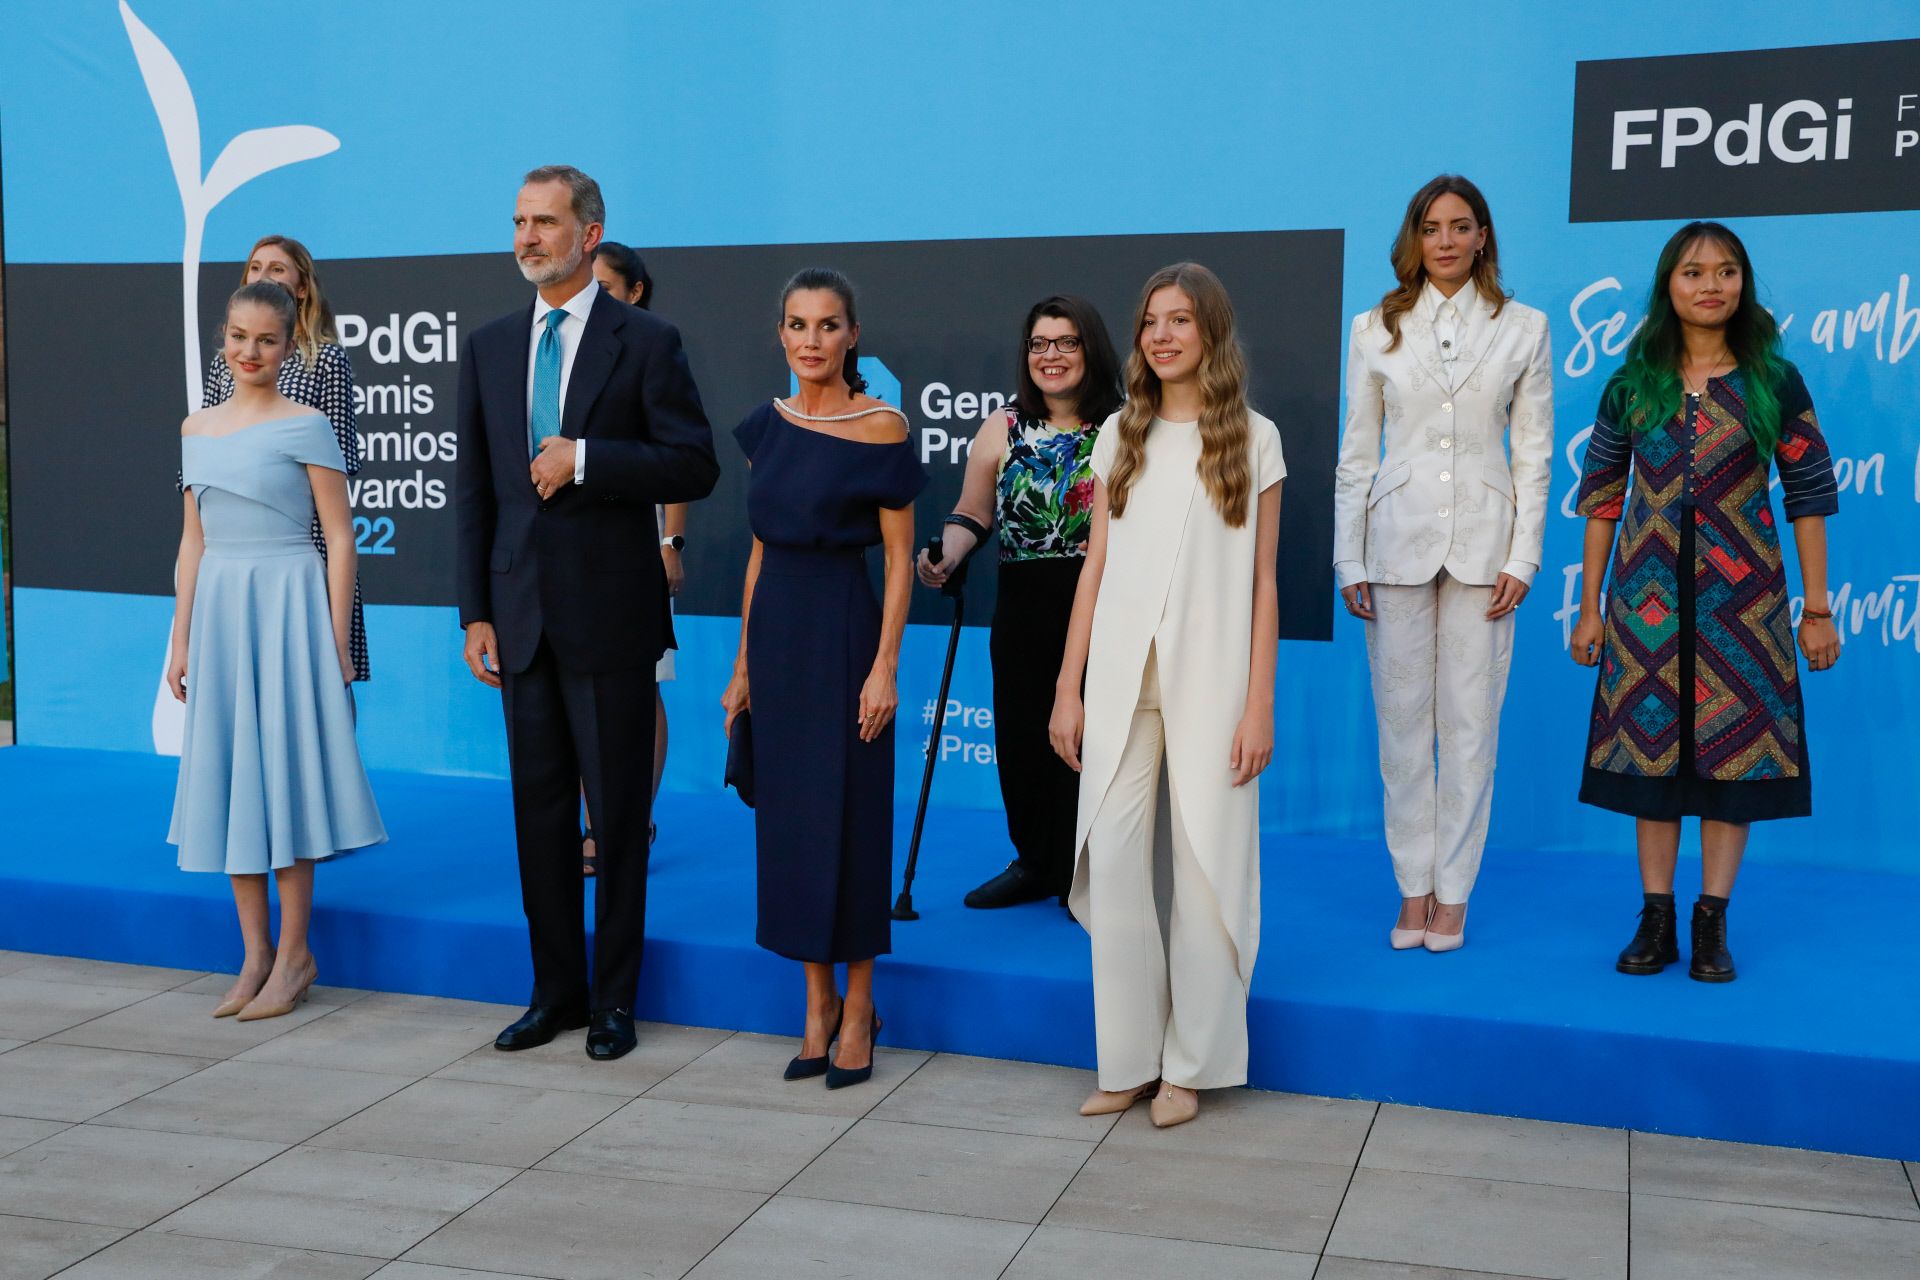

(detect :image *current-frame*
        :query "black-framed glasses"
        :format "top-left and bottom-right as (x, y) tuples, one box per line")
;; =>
(1025, 336), (1082, 354)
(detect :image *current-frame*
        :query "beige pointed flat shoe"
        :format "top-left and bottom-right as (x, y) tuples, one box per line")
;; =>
(1149, 1084), (1199, 1129)
(1080, 1081), (1158, 1116)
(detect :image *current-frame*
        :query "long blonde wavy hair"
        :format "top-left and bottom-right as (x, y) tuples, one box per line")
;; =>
(236, 234), (339, 367)
(1105, 262), (1253, 528)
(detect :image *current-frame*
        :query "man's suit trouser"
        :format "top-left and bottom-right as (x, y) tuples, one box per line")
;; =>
(502, 636), (657, 1012)
(1086, 650), (1247, 1092)
(1364, 570), (1514, 903)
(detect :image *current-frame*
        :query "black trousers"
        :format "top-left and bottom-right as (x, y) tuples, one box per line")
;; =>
(989, 558), (1084, 894)
(501, 637), (657, 1012)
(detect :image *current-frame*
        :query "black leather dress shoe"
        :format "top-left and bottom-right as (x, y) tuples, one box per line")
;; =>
(964, 861), (1057, 910)
(585, 1009), (638, 1060)
(1616, 896), (1679, 974)
(1689, 902), (1737, 983)
(495, 1004), (588, 1051)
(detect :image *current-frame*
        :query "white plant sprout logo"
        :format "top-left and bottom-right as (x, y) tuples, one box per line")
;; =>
(120, 0), (340, 410)
(121, 1), (340, 754)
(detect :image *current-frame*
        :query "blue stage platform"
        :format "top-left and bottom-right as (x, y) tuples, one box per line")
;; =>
(1, 745), (1913, 1160)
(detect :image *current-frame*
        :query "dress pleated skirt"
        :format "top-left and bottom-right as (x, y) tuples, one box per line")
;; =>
(747, 544), (893, 963)
(168, 518), (386, 874)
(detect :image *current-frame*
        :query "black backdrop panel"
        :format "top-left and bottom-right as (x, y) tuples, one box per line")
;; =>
(8, 228), (1341, 637)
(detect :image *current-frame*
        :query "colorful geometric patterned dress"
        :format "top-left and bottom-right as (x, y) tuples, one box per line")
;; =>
(989, 410), (1100, 895)
(1574, 365), (1838, 821)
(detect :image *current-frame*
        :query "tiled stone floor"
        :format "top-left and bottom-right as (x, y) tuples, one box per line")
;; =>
(0, 950), (1914, 1279)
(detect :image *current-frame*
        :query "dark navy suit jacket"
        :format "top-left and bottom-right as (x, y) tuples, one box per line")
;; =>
(455, 287), (719, 674)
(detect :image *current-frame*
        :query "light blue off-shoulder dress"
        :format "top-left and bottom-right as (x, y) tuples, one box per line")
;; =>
(169, 414), (386, 873)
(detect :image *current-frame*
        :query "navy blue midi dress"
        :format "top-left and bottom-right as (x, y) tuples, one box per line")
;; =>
(736, 402), (928, 963)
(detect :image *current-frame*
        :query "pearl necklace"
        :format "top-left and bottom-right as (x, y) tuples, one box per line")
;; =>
(774, 396), (902, 423)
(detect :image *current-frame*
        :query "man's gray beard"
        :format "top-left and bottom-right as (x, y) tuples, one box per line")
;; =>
(517, 236), (583, 286)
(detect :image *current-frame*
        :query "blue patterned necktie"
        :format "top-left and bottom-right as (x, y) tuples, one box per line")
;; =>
(530, 307), (565, 457)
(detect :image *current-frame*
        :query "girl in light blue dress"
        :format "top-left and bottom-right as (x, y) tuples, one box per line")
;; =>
(168, 282), (385, 1022)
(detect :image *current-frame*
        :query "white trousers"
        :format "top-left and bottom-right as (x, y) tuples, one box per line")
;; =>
(1364, 570), (1515, 903)
(1085, 650), (1248, 1091)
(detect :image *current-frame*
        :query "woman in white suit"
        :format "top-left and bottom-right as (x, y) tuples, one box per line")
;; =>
(1334, 175), (1553, 951)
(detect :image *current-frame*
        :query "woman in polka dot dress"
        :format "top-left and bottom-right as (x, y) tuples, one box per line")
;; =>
(201, 235), (369, 682)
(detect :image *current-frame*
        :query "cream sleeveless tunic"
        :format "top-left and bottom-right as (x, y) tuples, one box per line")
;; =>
(1068, 410), (1287, 984)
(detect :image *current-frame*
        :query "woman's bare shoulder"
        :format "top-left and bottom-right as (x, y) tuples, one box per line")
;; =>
(847, 395), (910, 443)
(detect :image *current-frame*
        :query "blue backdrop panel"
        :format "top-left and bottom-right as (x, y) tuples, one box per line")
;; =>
(1, 746), (1913, 1159)
(4, 2), (1912, 876)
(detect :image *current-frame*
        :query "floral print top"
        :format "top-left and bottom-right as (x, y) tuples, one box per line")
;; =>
(996, 410), (1100, 561)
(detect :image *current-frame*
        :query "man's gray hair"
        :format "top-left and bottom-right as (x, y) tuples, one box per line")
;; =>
(522, 165), (605, 227)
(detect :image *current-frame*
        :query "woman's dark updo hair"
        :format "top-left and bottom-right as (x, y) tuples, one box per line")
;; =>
(228, 280), (299, 343)
(780, 266), (867, 394)
(594, 241), (654, 309)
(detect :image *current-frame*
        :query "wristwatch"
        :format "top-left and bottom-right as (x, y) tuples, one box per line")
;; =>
(660, 535), (685, 551)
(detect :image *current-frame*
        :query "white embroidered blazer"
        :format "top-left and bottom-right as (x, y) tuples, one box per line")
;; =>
(1333, 285), (1554, 590)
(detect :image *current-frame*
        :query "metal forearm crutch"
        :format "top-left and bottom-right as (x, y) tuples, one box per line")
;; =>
(893, 534), (968, 921)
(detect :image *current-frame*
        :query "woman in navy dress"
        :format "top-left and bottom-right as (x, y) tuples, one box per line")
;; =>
(722, 268), (925, 1089)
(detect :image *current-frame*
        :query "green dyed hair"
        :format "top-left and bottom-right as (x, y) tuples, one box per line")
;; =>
(1607, 221), (1788, 459)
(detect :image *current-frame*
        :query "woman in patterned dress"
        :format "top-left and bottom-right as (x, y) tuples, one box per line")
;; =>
(1571, 221), (1841, 984)
(202, 235), (368, 682)
(916, 296), (1123, 909)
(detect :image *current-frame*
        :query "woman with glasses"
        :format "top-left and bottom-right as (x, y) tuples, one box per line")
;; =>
(917, 296), (1123, 910)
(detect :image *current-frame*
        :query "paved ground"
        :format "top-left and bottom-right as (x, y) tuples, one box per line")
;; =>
(0, 952), (1914, 1279)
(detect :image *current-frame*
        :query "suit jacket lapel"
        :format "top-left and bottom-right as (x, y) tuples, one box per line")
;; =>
(561, 290), (625, 440)
(1450, 292), (1509, 393)
(1403, 307), (1451, 392)
(485, 302), (536, 457)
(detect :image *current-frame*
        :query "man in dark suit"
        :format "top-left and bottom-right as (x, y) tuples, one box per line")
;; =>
(456, 165), (718, 1061)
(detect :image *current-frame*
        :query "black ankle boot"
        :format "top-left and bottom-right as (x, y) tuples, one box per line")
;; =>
(1616, 894), (1678, 974)
(1690, 899), (1736, 983)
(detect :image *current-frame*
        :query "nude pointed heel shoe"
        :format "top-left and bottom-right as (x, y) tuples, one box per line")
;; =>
(213, 954), (274, 1017)
(1080, 1081), (1158, 1116)
(1149, 1084), (1199, 1128)
(1390, 899), (1432, 950)
(1423, 906), (1468, 953)
(236, 961), (318, 1022)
